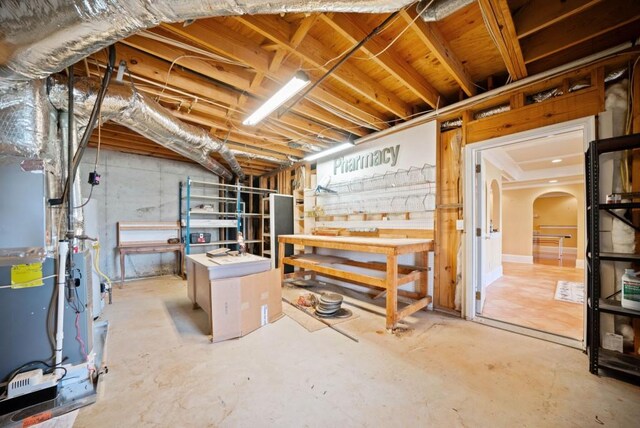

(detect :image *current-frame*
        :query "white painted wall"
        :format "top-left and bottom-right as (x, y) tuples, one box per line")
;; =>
(79, 148), (219, 281)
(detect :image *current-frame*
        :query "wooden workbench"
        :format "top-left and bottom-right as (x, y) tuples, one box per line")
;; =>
(116, 221), (183, 286)
(278, 234), (433, 330)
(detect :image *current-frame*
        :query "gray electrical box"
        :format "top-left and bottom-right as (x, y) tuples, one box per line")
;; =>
(0, 251), (93, 384)
(0, 157), (46, 265)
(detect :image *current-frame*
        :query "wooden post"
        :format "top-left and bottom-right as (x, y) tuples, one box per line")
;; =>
(278, 240), (286, 285)
(386, 254), (398, 331)
(419, 250), (429, 308)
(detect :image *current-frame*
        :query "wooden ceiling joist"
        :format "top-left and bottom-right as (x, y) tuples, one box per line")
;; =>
(513, 0), (603, 39)
(77, 5), (638, 177)
(159, 22), (390, 131)
(114, 43), (357, 140)
(399, 9), (476, 98)
(234, 15), (413, 118)
(520, 0), (640, 65)
(321, 13), (444, 106)
(478, 0), (527, 80)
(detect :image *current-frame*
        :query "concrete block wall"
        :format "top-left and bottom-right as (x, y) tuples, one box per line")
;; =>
(80, 148), (219, 281)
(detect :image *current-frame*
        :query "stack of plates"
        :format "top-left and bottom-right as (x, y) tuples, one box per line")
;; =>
(315, 293), (352, 318)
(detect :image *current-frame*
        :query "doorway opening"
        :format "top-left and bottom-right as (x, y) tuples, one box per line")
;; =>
(465, 118), (594, 348)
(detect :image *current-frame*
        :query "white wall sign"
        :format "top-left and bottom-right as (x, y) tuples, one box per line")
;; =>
(317, 120), (437, 183)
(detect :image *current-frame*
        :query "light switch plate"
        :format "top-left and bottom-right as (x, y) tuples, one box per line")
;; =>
(456, 219), (464, 231)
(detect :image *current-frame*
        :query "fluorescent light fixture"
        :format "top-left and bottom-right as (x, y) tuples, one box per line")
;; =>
(551, 159), (563, 163)
(549, 179), (558, 183)
(243, 71), (310, 126)
(304, 142), (354, 162)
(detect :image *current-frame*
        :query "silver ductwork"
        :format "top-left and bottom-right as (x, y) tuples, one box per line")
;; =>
(0, 0), (413, 85)
(231, 150), (293, 166)
(0, 80), (52, 158)
(418, 0), (475, 21)
(49, 77), (242, 181)
(440, 118), (463, 131)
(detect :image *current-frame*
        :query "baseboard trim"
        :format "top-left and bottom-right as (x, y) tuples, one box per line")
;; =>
(485, 266), (503, 286)
(502, 254), (533, 264)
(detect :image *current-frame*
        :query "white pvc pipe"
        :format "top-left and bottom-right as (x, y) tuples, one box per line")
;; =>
(55, 241), (69, 376)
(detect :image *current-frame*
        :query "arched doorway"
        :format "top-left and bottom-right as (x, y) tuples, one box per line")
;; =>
(532, 192), (578, 267)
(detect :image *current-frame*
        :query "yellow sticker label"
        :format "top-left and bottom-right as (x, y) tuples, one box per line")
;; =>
(10, 263), (44, 289)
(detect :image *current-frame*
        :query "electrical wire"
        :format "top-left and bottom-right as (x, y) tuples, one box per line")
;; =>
(73, 185), (94, 209)
(75, 312), (88, 362)
(91, 241), (112, 304)
(0, 360), (67, 398)
(354, 0), (434, 61)
(0, 274), (57, 289)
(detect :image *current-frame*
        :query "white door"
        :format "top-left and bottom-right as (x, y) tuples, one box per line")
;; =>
(474, 151), (486, 315)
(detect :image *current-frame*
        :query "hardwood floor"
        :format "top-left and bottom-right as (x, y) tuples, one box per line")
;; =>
(481, 260), (584, 340)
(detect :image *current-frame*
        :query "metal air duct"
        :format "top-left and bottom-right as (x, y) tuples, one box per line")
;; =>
(417, 0), (475, 21)
(49, 76), (242, 180)
(231, 150), (293, 166)
(0, 0), (413, 85)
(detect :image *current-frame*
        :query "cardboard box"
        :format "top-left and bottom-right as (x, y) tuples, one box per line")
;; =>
(207, 268), (282, 343)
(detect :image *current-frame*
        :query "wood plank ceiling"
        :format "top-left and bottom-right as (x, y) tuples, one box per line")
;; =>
(84, 0), (640, 178)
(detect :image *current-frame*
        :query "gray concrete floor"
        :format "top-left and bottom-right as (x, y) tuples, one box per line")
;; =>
(76, 276), (640, 427)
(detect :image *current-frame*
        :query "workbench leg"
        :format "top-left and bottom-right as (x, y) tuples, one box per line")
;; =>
(120, 251), (126, 288)
(418, 251), (428, 298)
(278, 241), (286, 285)
(308, 246), (317, 281)
(386, 254), (398, 331)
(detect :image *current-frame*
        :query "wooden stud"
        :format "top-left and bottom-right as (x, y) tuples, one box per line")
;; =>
(520, 0), (640, 64)
(400, 9), (477, 97)
(386, 254), (398, 330)
(323, 13), (445, 107)
(513, 0), (603, 39)
(478, 0), (528, 80)
(235, 15), (413, 118)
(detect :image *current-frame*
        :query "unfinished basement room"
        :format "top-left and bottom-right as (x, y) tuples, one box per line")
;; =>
(2, 0), (640, 426)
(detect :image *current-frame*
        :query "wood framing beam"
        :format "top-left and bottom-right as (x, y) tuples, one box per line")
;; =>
(466, 86), (603, 143)
(168, 110), (307, 157)
(121, 34), (253, 90)
(120, 36), (366, 137)
(398, 9), (476, 97)
(160, 23), (389, 131)
(234, 15), (413, 118)
(478, 0), (527, 80)
(513, 0), (602, 39)
(525, 18), (640, 75)
(520, 0), (640, 64)
(322, 13), (446, 105)
(108, 44), (349, 143)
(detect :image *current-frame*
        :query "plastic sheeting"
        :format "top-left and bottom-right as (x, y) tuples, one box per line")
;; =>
(0, 0), (412, 85)
(49, 77), (242, 180)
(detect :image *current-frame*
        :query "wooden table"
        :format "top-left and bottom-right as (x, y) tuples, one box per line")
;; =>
(278, 234), (433, 330)
(118, 243), (184, 286)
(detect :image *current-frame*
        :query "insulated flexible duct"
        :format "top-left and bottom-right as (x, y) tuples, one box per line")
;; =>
(0, 0), (413, 85)
(417, 0), (474, 21)
(49, 77), (240, 180)
(230, 150), (292, 166)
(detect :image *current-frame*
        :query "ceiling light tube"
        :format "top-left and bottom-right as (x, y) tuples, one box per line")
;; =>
(304, 142), (354, 162)
(551, 159), (562, 163)
(549, 179), (558, 183)
(243, 71), (310, 126)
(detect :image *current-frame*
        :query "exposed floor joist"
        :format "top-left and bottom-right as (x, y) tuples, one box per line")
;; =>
(478, 0), (528, 80)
